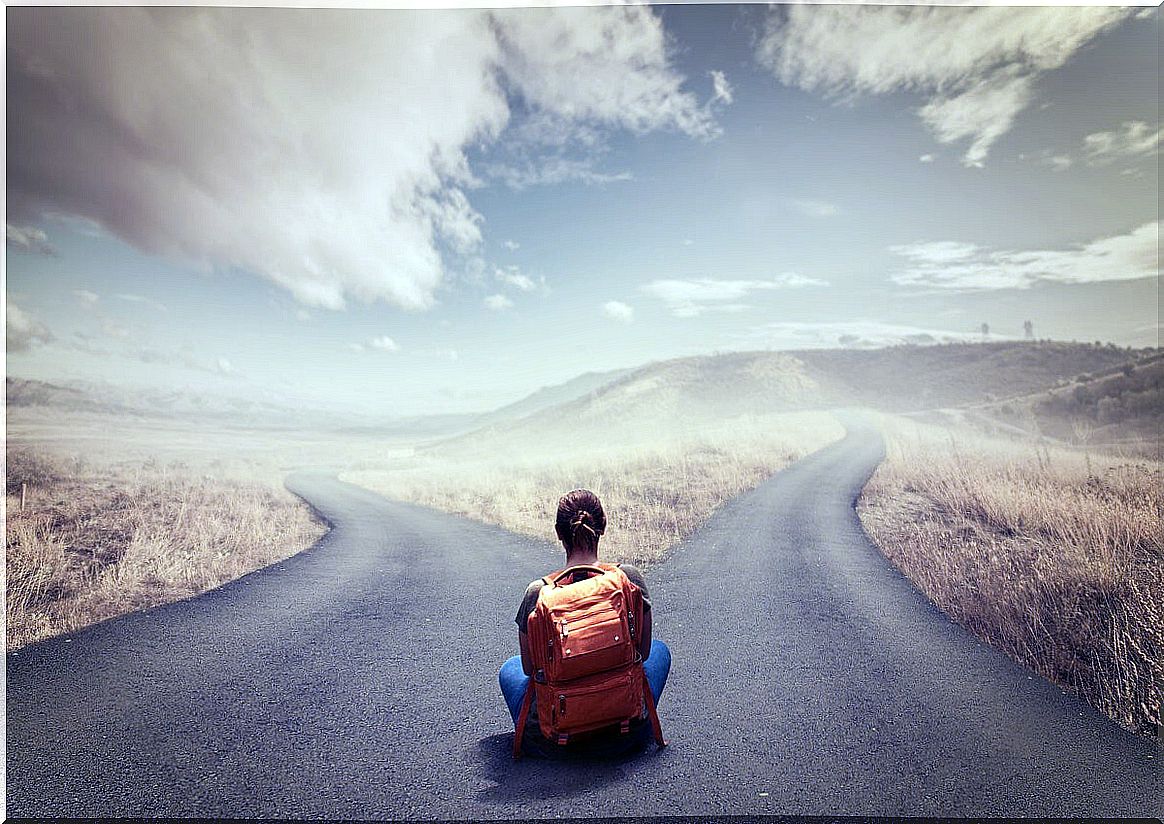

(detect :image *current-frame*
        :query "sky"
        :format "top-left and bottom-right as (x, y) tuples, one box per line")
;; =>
(5, 3), (1160, 417)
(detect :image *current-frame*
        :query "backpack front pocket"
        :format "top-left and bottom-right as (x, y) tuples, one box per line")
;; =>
(535, 665), (642, 739)
(553, 612), (634, 681)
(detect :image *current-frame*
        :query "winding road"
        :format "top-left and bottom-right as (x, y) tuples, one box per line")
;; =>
(6, 419), (1160, 818)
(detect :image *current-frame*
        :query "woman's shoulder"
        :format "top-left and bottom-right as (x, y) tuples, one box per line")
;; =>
(615, 562), (644, 580)
(614, 563), (649, 595)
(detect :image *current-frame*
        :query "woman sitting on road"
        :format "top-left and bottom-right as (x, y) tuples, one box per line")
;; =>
(499, 489), (671, 758)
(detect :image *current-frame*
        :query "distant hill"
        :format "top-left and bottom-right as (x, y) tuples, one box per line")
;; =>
(433, 341), (1158, 457)
(7, 377), (140, 418)
(4, 366), (631, 438)
(9, 342), (1157, 446)
(792, 341), (1145, 411)
(471, 367), (633, 429)
(985, 351), (1164, 444)
(4, 377), (361, 430)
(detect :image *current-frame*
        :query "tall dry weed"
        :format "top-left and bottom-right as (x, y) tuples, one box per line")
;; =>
(5, 451), (327, 649)
(858, 418), (1162, 740)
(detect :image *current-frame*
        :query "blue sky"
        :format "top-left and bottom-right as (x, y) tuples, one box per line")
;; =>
(6, 4), (1160, 416)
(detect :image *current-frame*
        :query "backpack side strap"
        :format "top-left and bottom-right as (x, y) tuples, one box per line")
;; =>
(642, 671), (666, 748)
(512, 684), (534, 759)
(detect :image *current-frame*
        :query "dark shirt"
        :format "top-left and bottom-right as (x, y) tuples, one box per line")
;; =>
(513, 563), (652, 758)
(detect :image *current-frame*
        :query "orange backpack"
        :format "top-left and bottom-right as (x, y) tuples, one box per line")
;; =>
(513, 563), (666, 758)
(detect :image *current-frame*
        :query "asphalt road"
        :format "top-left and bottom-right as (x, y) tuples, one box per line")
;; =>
(6, 419), (1161, 818)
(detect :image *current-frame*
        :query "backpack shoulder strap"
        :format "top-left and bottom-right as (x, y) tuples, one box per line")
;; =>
(602, 562), (631, 583)
(512, 686), (534, 759)
(538, 569), (565, 595)
(642, 671), (666, 748)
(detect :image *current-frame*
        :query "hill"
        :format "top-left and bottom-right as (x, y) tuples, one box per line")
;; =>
(4, 377), (362, 431)
(433, 341), (1158, 458)
(469, 366), (633, 429)
(5, 365), (633, 439)
(794, 341), (1147, 411)
(985, 351), (1164, 445)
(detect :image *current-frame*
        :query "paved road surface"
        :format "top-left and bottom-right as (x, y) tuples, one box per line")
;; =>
(7, 419), (1160, 818)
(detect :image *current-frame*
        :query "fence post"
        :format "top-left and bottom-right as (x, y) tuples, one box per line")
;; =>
(21, 482), (27, 512)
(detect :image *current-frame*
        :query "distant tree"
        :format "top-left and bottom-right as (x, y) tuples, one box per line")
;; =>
(1071, 417), (1094, 444)
(981, 322), (990, 338)
(1097, 396), (1121, 425)
(1122, 364), (1135, 377)
(1023, 320), (1034, 339)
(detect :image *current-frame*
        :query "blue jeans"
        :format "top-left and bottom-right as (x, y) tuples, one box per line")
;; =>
(500, 639), (671, 725)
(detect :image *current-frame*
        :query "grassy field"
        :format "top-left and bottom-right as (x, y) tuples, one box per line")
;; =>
(857, 417), (1163, 740)
(5, 445), (328, 650)
(345, 411), (844, 568)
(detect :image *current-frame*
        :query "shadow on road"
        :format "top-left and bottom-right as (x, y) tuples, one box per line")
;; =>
(473, 733), (660, 803)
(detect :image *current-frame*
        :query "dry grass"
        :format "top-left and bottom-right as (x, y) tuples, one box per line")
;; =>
(5, 446), (328, 650)
(345, 411), (844, 568)
(857, 417), (1163, 740)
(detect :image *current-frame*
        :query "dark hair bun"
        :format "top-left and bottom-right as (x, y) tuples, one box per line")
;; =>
(556, 489), (606, 547)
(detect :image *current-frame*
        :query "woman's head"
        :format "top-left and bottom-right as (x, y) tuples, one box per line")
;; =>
(555, 488), (606, 556)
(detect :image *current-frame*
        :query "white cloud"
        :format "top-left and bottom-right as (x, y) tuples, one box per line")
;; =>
(100, 319), (132, 340)
(424, 347), (459, 362)
(295, 309), (312, 322)
(6, 299), (54, 352)
(1083, 121), (1162, 165)
(757, 6), (1130, 166)
(348, 336), (403, 354)
(484, 293), (514, 311)
(131, 345), (243, 377)
(892, 240), (979, 265)
(641, 273), (827, 317)
(494, 265), (547, 293)
(6, 223), (55, 255)
(709, 70), (734, 106)
(495, 6), (720, 142)
(503, 239), (520, 251)
(917, 67), (1034, 168)
(890, 222), (1159, 290)
(486, 157), (633, 190)
(116, 293), (168, 313)
(919, 154), (935, 163)
(1041, 152), (1075, 171)
(72, 289), (100, 305)
(8, 7), (719, 312)
(682, 238), (694, 246)
(602, 301), (634, 323)
(772, 272), (829, 288)
(791, 199), (839, 218)
(734, 319), (996, 350)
